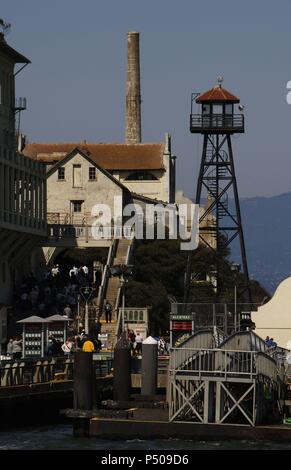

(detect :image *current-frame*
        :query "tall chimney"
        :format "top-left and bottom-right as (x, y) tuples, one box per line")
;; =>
(125, 32), (141, 144)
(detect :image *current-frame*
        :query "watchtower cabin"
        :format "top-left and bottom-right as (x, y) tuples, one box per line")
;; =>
(190, 78), (244, 134)
(184, 78), (250, 305)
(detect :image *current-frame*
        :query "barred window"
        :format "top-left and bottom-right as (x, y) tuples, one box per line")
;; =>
(58, 167), (65, 180)
(89, 167), (96, 180)
(72, 200), (83, 212)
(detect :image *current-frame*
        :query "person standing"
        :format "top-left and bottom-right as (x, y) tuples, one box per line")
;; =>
(104, 301), (112, 323)
(135, 333), (143, 355)
(63, 304), (72, 318)
(69, 266), (78, 278)
(82, 265), (89, 276)
(82, 336), (95, 353)
(61, 338), (73, 356)
(6, 339), (13, 358)
(12, 337), (22, 360)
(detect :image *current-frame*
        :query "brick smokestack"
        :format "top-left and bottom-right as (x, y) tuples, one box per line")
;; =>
(125, 32), (141, 144)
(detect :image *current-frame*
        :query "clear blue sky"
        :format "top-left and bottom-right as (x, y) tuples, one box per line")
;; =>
(2, 0), (291, 198)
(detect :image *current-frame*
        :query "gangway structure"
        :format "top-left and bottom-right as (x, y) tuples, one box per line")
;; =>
(169, 330), (279, 426)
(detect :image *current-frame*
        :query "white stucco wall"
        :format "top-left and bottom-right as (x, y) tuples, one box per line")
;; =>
(116, 169), (167, 202)
(252, 277), (291, 349)
(47, 152), (124, 223)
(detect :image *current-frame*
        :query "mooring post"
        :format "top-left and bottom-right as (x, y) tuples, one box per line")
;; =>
(73, 351), (95, 437)
(141, 336), (158, 396)
(74, 351), (95, 410)
(113, 332), (131, 402)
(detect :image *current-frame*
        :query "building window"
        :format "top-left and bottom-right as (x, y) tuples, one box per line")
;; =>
(125, 171), (158, 181)
(89, 167), (96, 180)
(71, 200), (83, 213)
(58, 167), (65, 180)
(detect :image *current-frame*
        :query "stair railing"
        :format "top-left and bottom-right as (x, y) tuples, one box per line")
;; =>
(115, 229), (135, 338)
(96, 238), (118, 318)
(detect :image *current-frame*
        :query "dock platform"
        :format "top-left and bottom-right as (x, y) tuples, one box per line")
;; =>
(88, 408), (291, 442)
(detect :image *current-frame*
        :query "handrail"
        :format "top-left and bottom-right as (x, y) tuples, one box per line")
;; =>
(0, 356), (113, 387)
(48, 224), (114, 240)
(169, 347), (277, 381)
(96, 239), (118, 316)
(47, 224), (133, 241)
(190, 113), (244, 131)
(115, 230), (135, 337)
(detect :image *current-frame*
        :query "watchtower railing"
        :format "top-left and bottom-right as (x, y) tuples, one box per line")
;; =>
(190, 113), (244, 133)
(170, 347), (277, 381)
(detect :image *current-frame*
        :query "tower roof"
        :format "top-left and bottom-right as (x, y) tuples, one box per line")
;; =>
(196, 85), (240, 104)
(0, 32), (30, 64)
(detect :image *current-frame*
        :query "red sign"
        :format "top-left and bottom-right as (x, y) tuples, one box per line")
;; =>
(172, 321), (192, 331)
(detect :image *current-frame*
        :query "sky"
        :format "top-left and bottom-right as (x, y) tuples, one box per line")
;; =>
(2, 0), (291, 199)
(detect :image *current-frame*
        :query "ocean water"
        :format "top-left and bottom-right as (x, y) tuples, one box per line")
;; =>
(0, 425), (291, 450)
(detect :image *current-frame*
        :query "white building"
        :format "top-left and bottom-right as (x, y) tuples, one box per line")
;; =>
(24, 133), (176, 204)
(252, 277), (291, 349)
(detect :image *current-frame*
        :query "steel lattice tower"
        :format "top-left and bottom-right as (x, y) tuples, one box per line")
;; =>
(184, 78), (251, 303)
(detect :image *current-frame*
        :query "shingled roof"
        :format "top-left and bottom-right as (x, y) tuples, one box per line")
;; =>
(196, 86), (240, 103)
(23, 143), (165, 171)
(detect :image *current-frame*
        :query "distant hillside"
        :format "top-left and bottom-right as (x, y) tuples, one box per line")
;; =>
(232, 193), (291, 294)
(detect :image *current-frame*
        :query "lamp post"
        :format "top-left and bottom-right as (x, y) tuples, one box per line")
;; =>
(231, 263), (240, 331)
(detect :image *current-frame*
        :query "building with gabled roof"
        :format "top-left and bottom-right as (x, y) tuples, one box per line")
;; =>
(24, 133), (176, 204)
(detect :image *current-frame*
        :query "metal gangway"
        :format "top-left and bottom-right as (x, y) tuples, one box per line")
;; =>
(169, 330), (279, 426)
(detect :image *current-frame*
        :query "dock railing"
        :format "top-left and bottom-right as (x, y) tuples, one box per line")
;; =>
(170, 347), (277, 381)
(0, 355), (113, 388)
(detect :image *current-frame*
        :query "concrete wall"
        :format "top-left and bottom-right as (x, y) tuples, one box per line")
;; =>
(252, 277), (291, 349)
(117, 169), (165, 201)
(112, 135), (175, 204)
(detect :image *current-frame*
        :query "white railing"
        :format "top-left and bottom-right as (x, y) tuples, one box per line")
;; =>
(96, 239), (118, 315)
(115, 230), (135, 337)
(47, 224), (133, 241)
(170, 347), (277, 381)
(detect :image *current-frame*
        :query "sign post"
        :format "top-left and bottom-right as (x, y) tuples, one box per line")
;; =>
(170, 313), (195, 347)
(79, 287), (95, 334)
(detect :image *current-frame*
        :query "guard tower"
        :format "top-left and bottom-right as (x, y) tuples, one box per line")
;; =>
(185, 77), (250, 303)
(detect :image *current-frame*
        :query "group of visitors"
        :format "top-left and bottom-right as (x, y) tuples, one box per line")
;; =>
(126, 331), (170, 356)
(265, 336), (277, 348)
(6, 336), (23, 360)
(45, 331), (102, 357)
(13, 271), (80, 321)
(127, 329), (143, 355)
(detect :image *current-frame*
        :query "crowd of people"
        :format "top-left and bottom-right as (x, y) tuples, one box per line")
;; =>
(45, 332), (102, 356)
(126, 330), (169, 356)
(5, 262), (169, 359)
(12, 264), (91, 322)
